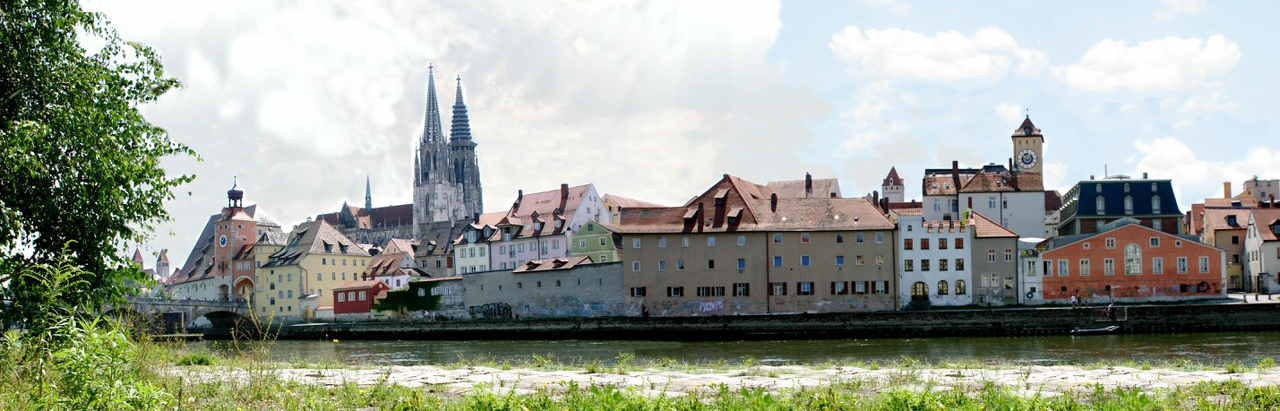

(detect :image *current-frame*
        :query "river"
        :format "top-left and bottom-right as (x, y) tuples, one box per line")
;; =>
(197, 331), (1280, 367)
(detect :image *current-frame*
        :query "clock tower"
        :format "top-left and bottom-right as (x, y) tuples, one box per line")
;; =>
(1011, 115), (1044, 174)
(214, 178), (258, 301)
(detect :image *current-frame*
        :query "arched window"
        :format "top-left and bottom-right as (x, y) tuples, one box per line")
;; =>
(1125, 243), (1142, 275)
(316, 273), (322, 281)
(418, 288), (426, 297)
(911, 282), (928, 301)
(937, 280), (949, 295)
(1124, 196), (1134, 215)
(1152, 196), (1161, 214)
(955, 280), (967, 295)
(1095, 196), (1105, 215)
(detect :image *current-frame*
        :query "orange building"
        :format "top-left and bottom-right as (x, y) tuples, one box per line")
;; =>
(1040, 219), (1225, 302)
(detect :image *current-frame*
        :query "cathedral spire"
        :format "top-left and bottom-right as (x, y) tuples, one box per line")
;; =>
(364, 175), (372, 210)
(421, 63), (445, 144)
(450, 74), (472, 141)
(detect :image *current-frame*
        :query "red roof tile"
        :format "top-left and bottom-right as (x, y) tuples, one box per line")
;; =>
(969, 211), (1018, 238)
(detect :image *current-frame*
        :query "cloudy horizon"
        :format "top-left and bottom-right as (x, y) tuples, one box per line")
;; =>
(84, 0), (1280, 270)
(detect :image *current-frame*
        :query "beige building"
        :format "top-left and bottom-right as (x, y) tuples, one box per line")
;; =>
(968, 212), (1020, 306)
(619, 174), (897, 316)
(257, 219), (371, 322)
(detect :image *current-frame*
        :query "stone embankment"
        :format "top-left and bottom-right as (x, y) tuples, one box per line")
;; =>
(276, 301), (1280, 340)
(178, 364), (1280, 398)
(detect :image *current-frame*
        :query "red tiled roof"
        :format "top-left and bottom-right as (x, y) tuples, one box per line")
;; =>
(604, 194), (665, 208)
(333, 280), (386, 291)
(894, 208), (923, 216)
(969, 211), (1018, 238)
(1252, 209), (1280, 241)
(316, 203), (415, 230)
(513, 256), (594, 273)
(883, 167), (903, 186)
(1012, 116), (1042, 137)
(1204, 208), (1251, 231)
(766, 176), (841, 199)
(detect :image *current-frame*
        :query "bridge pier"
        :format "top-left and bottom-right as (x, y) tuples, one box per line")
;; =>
(110, 297), (255, 337)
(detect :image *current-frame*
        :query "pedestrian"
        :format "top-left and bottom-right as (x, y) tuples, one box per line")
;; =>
(1107, 302), (1115, 320)
(641, 304), (650, 318)
(1070, 294), (1078, 309)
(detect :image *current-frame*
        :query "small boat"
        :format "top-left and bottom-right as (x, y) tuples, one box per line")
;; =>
(1071, 325), (1120, 335)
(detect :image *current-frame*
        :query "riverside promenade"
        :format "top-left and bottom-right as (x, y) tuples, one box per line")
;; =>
(275, 299), (1280, 341)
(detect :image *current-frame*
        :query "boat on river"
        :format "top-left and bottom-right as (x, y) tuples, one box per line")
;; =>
(1071, 325), (1120, 336)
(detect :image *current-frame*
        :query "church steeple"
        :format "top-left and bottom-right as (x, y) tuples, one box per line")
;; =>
(450, 75), (472, 141)
(421, 63), (445, 144)
(364, 175), (372, 210)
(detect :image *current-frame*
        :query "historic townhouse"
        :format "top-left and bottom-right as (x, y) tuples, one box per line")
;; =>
(620, 174), (896, 317)
(487, 183), (607, 271)
(897, 211), (972, 308)
(166, 181), (284, 303)
(359, 250), (428, 290)
(968, 212), (1020, 305)
(1244, 206), (1280, 292)
(1056, 175), (1183, 236)
(452, 211), (506, 274)
(1040, 218), (1225, 302)
(258, 219), (371, 321)
(568, 220), (622, 263)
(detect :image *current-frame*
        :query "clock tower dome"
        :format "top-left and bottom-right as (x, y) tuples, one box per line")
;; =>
(1011, 115), (1044, 174)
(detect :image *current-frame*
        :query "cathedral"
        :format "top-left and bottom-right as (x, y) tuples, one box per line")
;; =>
(318, 64), (483, 252)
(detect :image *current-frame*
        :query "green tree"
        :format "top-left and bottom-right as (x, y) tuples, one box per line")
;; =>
(0, 0), (193, 328)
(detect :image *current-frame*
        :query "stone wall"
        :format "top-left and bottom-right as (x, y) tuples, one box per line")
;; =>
(462, 262), (625, 318)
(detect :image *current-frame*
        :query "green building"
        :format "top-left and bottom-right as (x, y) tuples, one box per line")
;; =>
(568, 220), (621, 263)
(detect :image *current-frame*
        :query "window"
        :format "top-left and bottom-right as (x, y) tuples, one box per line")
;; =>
(737, 236), (746, 246)
(1152, 196), (1161, 214)
(1105, 238), (1116, 249)
(658, 237), (667, 248)
(658, 260), (666, 272)
(1232, 235), (1240, 245)
(773, 233), (783, 243)
(600, 237), (607, 246)
(1199, 256), (1209, 273)
(921, 259), (931, 271)
(911, 282), (928, 299)
(733, 283), (750, 296)
(1124, 243), (1142, 275)
(707, 236), (717, 247)
(955, 258), (964, 270)
(939, 238), (948, 250)
(856, 232), (865, 243)
(337, 293), (345, 303)
(876, 232), (885, 244)
(630, 287), (647, 297)
(1124, 182), (1130, 192)
(1079, 259), (1091, 276)
(632, 238), (641, 249)
(802, 255), (811, 266)
(798, 282), (814, 295)
(773, 256), (783, 267)
(769, 282), (787, 296)
(801, 233), (811, 243)
(1084, 242), (1091, 250)
(1124, 196), (1134, 215)
(1177, 257), (1188, 273)
(835, 255), (845, 266)
(707, 259), (715, 270)
(631, 261), (640, 272)
(681, 237), (689, 248)
(1096, 196), (1106, 215)
(836, 233), (844, 243)
(1153, 257), (1164, 274)
(667, 287), (684, 297)
(877, 255), (885, 265)
(1150, 237), (1160, 247)
(956, 280), (966, 295)
(922, 239), (930, 250)
(1058, 259), (1069, 276)
(856, 255), (865, 265)
(988, 250), (996, 262)
(677, 259), (685, 270)
(1104, 258), (1115, 275)
(904, 259), (914, 271)
(939, 259), (948, 271)
(736, 258), (745, 270)
(938, 281), (949, 295)
(316, 273), (321, 281)
(955, 238), (964, 249)
(832, 281), (848, 295)
(904, 239), (913, 250)
(579, 239), (586, 248)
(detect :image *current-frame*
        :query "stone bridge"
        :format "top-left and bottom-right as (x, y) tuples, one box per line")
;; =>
(105, 297), (257, 336)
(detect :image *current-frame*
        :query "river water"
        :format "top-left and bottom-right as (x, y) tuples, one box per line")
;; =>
(199, 331), (1280, 367)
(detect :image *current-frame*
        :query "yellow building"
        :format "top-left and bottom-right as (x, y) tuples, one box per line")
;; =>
(257, 220), (371, 322)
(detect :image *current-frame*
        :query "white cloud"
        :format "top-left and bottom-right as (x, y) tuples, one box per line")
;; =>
(859, 0), (910, 13)
(994, 103), (1025, 127)
(829, 26), (1046, 83)
(1133, 137), (1280, 208)
(1051, 35), (1240, 92)
(1042, 162), (1068, 193)
(1153, 0), (1206, 19)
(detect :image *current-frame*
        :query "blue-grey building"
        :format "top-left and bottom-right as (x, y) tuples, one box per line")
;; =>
(1056, 174), (1183, 236)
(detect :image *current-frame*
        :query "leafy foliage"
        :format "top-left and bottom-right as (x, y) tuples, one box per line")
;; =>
(372, 280), (442, 315)
(0, 0), (194, 328)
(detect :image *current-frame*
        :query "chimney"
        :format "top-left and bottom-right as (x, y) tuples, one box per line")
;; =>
(880, 198), (889, 214)
(1008, 157), (1014, 172)
(558, 183), (569, 213)
(770, 193), (778, 213)
(872, 190), (879, 205)
(1090, 175), (1095, 181)
(696, 202), (705, 231)
(473, 212), (480, 222)
(968, 197), (973, 209)
(1224, 182), (1232, 199)
(804, 172), (813, 197)
(951, 161), (960, 190)
(1142, 172), (1149, 179)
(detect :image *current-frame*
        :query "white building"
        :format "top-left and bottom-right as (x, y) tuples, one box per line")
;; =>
(488, 183), (607, 271)
(1245, 207), (1280, 292)
(897, 212), (972, 308)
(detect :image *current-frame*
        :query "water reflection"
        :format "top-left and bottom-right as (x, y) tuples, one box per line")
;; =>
(198, 332), (1280, 367)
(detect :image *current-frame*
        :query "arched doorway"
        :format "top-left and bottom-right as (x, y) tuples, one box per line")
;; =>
(911, 282), (928, 301)
(218, 284), (230, 302)
(234, 278), (254, 303)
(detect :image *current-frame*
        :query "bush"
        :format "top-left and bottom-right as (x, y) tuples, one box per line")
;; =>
(176, 352), (216, 366)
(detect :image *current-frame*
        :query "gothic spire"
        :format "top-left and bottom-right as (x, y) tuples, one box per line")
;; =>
(450, 74), (472, 141)
(364, 175), (372, 210)
(421, 63), (445, 144)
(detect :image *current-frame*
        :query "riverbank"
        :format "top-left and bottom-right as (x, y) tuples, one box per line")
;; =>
(274, 300), (1280, 340)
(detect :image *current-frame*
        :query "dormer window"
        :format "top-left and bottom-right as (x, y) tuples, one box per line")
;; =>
(466, 231), (476, 242)
(1152, 196), (1161, 214)
(1124, 183), (1130, 193)
(555, 219), (563, 230)
(1272, 224), (1280, 235)
(1227, 215), (1238, 227)
(534, 222), (544, 232)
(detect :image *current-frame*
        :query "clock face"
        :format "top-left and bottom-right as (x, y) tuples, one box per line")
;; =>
(1018, 149), (1038, 169)
(218, 234), (228, 248)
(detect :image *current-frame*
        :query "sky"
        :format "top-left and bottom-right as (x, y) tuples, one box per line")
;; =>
(83, 0), (1280, 270)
